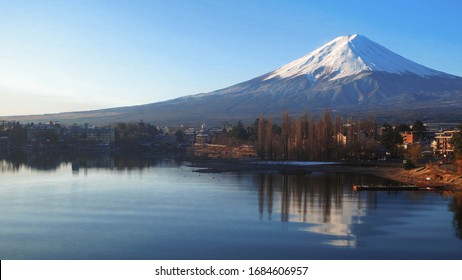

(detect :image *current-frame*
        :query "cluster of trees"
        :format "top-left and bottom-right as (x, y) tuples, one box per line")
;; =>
(114, 121), (159, 151)
(213, 121), (256, 145)
(212, 110), (431, 162)
(255, 110), (379, 161)
(0, 121), (27, 146)
(453, 125), (462, 161)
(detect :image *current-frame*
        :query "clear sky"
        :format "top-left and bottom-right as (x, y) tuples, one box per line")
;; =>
(1, 0), (461, 116)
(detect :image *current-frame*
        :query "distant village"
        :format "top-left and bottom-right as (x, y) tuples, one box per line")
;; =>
(0, 120), (233, 154)
(0, 116), (461, 167)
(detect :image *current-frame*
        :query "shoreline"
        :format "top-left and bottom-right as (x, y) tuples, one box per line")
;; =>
(371, 165), (462, 189)
(189, 159), (462, 190)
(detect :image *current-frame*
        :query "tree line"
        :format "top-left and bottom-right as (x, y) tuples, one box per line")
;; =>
(213, 110), (432, 161)
(3, 115), (461, 162)
(255, 110), (380, 161)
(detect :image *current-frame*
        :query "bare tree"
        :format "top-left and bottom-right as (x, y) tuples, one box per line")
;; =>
(257, 114), (265, 158)
(265, 116), (273, 160)
(281, 110), (291, 160)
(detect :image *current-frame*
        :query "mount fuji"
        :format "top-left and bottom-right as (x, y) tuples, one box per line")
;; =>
(7, 34), (462, 124)
(265, 34), (445, 81)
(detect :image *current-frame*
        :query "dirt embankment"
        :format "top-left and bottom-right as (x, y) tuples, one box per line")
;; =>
(373, 164), (462, 188)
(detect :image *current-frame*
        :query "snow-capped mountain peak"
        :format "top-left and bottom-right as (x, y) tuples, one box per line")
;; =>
(265, 34), (444, 81)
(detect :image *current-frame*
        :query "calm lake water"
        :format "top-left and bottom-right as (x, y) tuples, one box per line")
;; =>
(1, 156), (461, 259)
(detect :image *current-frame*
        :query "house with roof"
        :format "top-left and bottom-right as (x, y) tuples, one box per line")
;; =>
(432, 130), (460, 156)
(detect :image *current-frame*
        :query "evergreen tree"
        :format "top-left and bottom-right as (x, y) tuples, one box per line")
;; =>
(380, 123), (403, 157)
(452, 124), (462, 159)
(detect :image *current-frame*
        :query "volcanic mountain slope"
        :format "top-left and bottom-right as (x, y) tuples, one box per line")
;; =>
(6, 34), (462, 125)
(177, 34), (462, 119)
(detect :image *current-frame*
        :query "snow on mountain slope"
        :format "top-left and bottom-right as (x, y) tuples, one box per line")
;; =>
(265, 34), (445, 81)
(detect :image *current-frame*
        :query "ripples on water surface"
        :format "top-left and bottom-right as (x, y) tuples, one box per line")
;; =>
(0, 157), (461, 259)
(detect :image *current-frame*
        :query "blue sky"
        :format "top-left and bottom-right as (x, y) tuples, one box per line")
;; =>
(1, 0), (461, 116)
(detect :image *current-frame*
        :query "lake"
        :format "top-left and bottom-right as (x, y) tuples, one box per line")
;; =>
(1, 156), (461, 259)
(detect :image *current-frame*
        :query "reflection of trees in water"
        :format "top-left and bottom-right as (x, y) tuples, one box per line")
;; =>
(258, 173), (349, 223)
(448, 192), (462, 239)
(257, 173), (462, 246)
(256, 172), (410, 248)
(257, 172), (394, 224)
(0, 152), (27, 172)
(112, 156), (183, 170)
(0, 152), (184, 172)
(257, 172), (368, 247)
(27, 153), (62, 170)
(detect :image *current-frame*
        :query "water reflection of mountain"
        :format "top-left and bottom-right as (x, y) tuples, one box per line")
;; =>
(255, 173), (462, 247)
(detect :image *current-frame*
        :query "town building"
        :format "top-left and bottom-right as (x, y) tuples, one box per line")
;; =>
(400, 131), (414, 145)
(68, 124), (115, 144)
(183, 127), (196, 144)
(424, 123), (459, 132)
(433, 130), (460, 156)
(400, 131), (415, 149)
(195, 133), (209, 144)
(27, 123), (61, 141)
